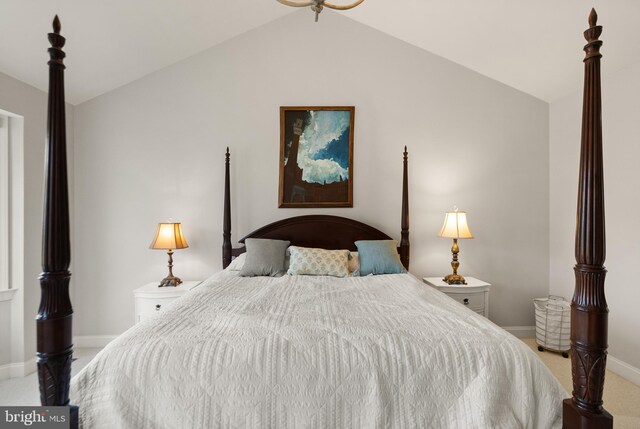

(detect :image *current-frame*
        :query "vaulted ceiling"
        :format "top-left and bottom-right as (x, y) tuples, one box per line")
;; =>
(0, 1), (637, 105)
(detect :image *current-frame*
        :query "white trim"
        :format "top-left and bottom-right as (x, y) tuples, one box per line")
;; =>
(0, 357), (36, 381)
(608, 355), (640, 386)
(500, 325), (640, 385)
(501, 326), (536, 338)
(0, 114), (9, 292)
(0, 288), (17, 302)
(73, 335), (118, 348)
(3, 112), (25, 367)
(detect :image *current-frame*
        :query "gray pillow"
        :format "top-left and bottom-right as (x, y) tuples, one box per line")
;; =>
(239, 238), (290, 277)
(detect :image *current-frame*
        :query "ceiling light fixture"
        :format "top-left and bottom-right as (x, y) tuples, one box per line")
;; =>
(277, 0), (365, 22)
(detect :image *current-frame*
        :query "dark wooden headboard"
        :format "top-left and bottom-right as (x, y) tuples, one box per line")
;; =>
(235, 214), (393, 253)
(222, 147), (410, 270)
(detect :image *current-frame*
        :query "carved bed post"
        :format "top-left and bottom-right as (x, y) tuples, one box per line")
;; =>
(400, 146), (410, 270)
(37, 15), (78, 427)
(222, 147), (232, 268)
(562, 9), (613, 429)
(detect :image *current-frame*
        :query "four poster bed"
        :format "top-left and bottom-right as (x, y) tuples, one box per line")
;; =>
(37, 9), (612, 429)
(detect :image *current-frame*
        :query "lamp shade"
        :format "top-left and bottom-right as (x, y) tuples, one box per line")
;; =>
(150, 222), (189, 250)
(438, 211), (474, 239)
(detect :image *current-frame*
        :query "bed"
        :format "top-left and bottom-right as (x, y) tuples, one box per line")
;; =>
(69, 145), (565, 427)
(70, 269), (565, 428)
(37, 9), (613, 429)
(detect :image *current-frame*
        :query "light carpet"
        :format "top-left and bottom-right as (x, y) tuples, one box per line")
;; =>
(0, 348), (100, 406)
(521, 337), (640, 429)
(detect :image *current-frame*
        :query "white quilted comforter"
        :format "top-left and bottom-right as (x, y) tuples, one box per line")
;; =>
(71, 271), (565, 428)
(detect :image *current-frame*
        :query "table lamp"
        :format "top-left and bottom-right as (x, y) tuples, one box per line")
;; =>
(150, 222), (189, 287)
(438, 208), (474, 285)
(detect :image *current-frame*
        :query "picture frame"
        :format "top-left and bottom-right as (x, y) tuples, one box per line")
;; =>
(279, 106), (355, 208)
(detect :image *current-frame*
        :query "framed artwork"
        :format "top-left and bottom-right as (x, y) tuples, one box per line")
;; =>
(279, 106), (354, 208)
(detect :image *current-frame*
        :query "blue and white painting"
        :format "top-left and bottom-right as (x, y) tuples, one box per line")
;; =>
(280, 107), (354, 207)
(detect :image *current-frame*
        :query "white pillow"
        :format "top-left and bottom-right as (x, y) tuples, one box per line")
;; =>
(226, 253), (246, 271)
(348, 251), (359, 273)
(287, 246), (350, 277)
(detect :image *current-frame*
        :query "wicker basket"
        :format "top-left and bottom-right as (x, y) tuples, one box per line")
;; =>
(534, 295), (570, 358)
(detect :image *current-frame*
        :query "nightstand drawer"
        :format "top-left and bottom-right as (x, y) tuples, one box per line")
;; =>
(137, 297), (176, 316)
(446, 292), (484, 309)
(133, 281), (201, 324)
(423, 277), (491, 319)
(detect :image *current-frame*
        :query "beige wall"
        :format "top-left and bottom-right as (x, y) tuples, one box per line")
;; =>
(73, 11), (549, 336)
(550, 60), (640, 371)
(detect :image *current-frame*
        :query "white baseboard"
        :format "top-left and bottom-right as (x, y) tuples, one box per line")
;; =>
(499, 326), (640, 386)
(0, 357), (36, 381)
(608, 355), (640, 386)
(73, 335), (118, 348)
(501, 326), (536, 338)
(0, 335), (117, 381)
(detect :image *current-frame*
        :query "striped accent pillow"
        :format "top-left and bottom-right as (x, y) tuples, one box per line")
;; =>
(287, 246), (350, 277)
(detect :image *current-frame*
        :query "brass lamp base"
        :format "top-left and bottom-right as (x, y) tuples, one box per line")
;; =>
(158, 249), (183, 287)
(158, 275), (182, 288)
(443, 238), (467, 285)
(442, 273), (467, 285)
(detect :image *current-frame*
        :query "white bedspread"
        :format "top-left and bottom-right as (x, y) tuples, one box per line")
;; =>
(71, 271), (565, 428)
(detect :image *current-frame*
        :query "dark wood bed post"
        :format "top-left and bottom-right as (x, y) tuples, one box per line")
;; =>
(37, 16), (78, 427)
(400, 146), (409, 270)
(222, 147), (232, 269)
(563, 9), (612, 429)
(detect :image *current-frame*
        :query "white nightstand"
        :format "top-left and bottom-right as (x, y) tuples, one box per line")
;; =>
(133, 280), (201, 324)
(423, 277), (491, 318)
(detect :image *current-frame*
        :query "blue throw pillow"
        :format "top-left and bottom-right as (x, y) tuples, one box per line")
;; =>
(354, 240), (407, 276)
